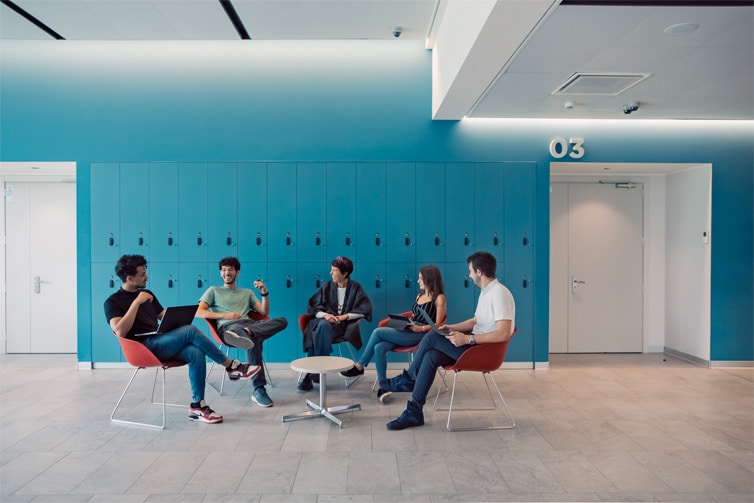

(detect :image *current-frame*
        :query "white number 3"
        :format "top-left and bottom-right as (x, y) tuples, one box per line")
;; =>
(549, 138), (585, 159)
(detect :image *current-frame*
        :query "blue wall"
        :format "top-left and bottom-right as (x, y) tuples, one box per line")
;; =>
(1, 40), (752, 362)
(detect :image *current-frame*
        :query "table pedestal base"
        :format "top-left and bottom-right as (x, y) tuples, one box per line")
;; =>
(282, 373), (361, 428)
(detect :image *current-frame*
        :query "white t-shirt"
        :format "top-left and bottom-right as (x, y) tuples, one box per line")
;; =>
(473, 278), (515, 336)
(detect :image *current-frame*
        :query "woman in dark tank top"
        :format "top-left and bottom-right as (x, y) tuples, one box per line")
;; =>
(340, 265), (446, 403)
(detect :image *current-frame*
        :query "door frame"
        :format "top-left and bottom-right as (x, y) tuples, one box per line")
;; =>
(550, 162), (710, 356)
(0, 162), (77, 354)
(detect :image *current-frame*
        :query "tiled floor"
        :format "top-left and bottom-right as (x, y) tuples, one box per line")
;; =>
(1, 353), (752, 502)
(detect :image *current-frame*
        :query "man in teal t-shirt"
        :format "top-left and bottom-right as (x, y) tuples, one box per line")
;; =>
(197, 257), (288, 408)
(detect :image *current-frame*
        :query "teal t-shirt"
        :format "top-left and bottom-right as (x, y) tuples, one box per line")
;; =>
(200, 286), (260, 327)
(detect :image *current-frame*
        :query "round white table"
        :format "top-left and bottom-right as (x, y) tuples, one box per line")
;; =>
(283, 356), (362, 428)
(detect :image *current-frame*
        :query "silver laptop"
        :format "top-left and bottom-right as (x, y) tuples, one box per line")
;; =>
(134, 304), (197, 337)
(385, 313), (412, 331)
(416, 306), (451, 335)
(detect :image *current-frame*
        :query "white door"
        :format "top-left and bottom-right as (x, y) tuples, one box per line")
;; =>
(550, 182), (643, 353)
(5, 182), (77, 353)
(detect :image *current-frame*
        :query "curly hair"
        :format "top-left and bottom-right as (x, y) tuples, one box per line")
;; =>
(219, 256), (241, 271)
(114, 254), (147, 282)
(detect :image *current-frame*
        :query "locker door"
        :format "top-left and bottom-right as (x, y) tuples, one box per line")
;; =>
(443, 261), (476, 324)
(207, 162), (238, 261)
(386, 162), (416, 262)
(119, 163), (150, 257)
(238, 162), (268, 263)
(90, 163), (120, 262)
(326, 162), (357, 259)
(267, 262), (300, 362)
(476, 162), (505, 264)
(148, 262), (181, 308)
(415, 162), (445, 264)
(149, 162), (179, 263)
(297, 163), (327, 263)
(91, 262), (123, 362)
(267, 163), (297, 262)
(445, 163), (476, 262)
(385, 262), (418, 315)
(179, 262), (209, 334)
(356, 162), (386, 263)
(178, 163), (208, 262)
(354, 262), (386, 344)
(503, 162), (535, 363)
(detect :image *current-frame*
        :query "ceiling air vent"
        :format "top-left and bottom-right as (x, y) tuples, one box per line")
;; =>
(553, 73), (650, 95)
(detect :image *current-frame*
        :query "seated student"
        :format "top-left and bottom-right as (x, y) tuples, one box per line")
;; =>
(197, 256), (288, 408)
(105, 254), (259, 424)
(340, 265), (446, 403)
(299, 256), (372, 391)
(381, 252), (515, 430)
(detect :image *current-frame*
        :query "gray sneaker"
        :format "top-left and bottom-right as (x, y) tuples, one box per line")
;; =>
(223, 330), (254, 350)
(251, 387), (273, 408)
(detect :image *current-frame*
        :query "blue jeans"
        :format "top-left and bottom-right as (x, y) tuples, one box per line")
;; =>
(406, 331), (469, 408)
(141, 324), (227, 403)
(358, 327), (425, 383)
(307, 318), (346, 357)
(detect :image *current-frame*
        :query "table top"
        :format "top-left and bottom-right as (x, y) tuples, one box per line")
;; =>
(290, 356), (354, 374)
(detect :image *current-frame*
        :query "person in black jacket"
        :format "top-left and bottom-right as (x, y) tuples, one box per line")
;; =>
(299, 256), (372, 391)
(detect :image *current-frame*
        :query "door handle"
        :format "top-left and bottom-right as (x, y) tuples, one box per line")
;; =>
(572, 276), (586, 294)
(34, 275), (41, 294)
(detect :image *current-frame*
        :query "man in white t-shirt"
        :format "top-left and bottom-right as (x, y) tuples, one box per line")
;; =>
(381, 251), (515, 430)
(196, 257), (288, 408)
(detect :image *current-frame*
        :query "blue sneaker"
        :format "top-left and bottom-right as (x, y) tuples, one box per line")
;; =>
(379, 369), (415, 393)
(251, 386), (273, 408)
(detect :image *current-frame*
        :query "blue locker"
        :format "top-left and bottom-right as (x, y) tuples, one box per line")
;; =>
(326, 162), (357, 259)
(445, 163), (476, 262)
(149, 162), (179, 263)
(386, 162), (416, 262)
(178, 163), (209, 262)
(91, 262), (123, 362)
(443, 261), (477, 324)
(297, 163), (327, 263)
(119, 163), (150, 257)
(147, 262), (181, 308)
(267, 163), (297, 262)
(207, 162), (238, 261)
(385, 262), (419, 315)
(266, 262), (300, 362)
(90, 163), (120, 263)
(475, 162), (505, 264)
(237, 162), (268, 263)
(353, 262), (386, 344)
(415, 162), (445, 264)
(356, 162), (386, 263)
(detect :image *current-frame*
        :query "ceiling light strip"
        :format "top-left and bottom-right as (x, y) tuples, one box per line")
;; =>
(219, 0), (251, 40)
(1, 0), (65, 40)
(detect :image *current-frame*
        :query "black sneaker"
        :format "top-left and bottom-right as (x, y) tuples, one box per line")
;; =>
(297, 373), (313, 392)
(340, 365), (364, 378)
(377, 388), (393, 403)
(310, 373), (320, 384)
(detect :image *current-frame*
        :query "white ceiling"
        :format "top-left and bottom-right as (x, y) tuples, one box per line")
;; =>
(1, 0), (752, 121)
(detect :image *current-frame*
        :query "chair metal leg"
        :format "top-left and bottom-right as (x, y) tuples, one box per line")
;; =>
(433, 371), (515, 431)
(207, 344), (230, 395)
(112, 366), (185, 429)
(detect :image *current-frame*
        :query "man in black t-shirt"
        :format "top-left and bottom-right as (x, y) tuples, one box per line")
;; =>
(105, 254), (259, 424)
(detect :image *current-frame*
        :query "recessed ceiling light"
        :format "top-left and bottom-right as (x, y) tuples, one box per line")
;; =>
(665, 23), (699, 35)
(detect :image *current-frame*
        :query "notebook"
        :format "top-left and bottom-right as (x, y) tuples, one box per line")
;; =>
(133, 304), (198, 337)
(385, 313), (412, 331)
(417, 306), (451, 335)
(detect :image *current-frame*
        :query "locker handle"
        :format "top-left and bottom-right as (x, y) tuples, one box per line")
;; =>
(405, 233), (411, 246)
(405, 275), (411, 288)
(464, 232), (470, 246)
(375, 275), (382, 288)
(375, 233), (381, 246)
(197, 275), (203, 288)
(522, 275), (528, 288)
(286, 233), (292, 246)
(256, 232), (262, 246)
(315, 232), (321, 246)
(523, 233), (528, 246)
(197, 233), (203, 246)
(168, 275), (174, 288)
(464, 276), (470, 288)
(138, 232), (144, 246)
(493, 233), (499, 246)
(434, 233), (441, 246)
(226, 232), (232, 246)
(109, 276), (115, 288)
(345, 232), (351, 246)
(315, 275), (322, 289)
(286, 275), (293, 288)
(167, 232), (173, 246)
(108, 233), (114, 246)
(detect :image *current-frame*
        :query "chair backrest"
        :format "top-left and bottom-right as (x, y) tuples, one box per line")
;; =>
(117, 336), (164, 368)
(451, 327), (517, 373)
(298, 313), (312, 334)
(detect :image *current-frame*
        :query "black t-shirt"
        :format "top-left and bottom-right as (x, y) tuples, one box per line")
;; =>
(104, 288), (164, 337)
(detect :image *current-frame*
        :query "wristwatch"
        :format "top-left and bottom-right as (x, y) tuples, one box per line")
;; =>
(468, 334), (476, 345)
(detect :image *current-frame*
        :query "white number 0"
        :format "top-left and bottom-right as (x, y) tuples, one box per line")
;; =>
(549, 138), (585, 159)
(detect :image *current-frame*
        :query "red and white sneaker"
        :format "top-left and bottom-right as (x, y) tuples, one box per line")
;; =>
(188, 400), (223, 424)
(226, 359), (261, 381)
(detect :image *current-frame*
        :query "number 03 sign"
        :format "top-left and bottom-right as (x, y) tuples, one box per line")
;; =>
(549, 137), (585, 159)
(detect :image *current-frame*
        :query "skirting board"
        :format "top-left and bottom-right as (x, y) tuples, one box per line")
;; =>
(663, 347), (753, 368)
